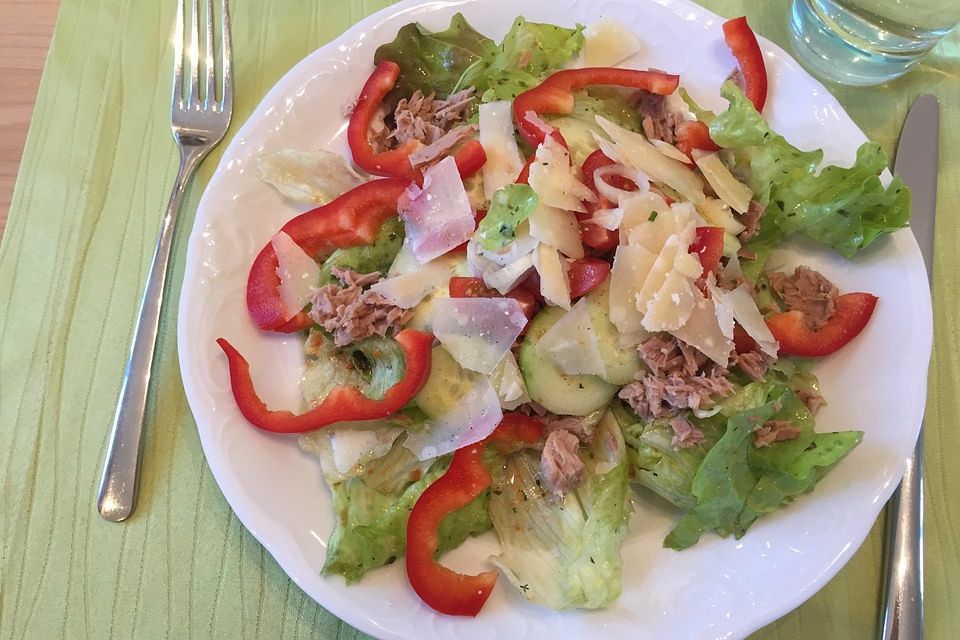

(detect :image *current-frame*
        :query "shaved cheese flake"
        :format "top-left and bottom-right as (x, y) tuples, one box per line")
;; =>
(609, 244), (656, 334)
(696, 197), (746, 235)
(649, 139), (690, 163)
(399, 156), (475, 263)
(483, 251), (535, 294)
(533, 244), (571, 309)
(404, 350), (503, 460)
(671, 293), (732, 367)
(480, 101), (525, 199)
(370, 260), (455, 308)
(710, 282), (779, 357)
(693, 151), (753, 213)
(300, 423), (405, 484)
(618, 191), (671, 245)
(642, 269), (697, 331)
(586, 207), (623, 231)
(528, 135), (596, 212)
(595, 116), (705, 204)
(528, 202), (585, 258)
(540, 298), (606, 377)
(271, 231), (320, 321)
(721, 253), (743, 281)
(490, 351), (529, 410)
(625, 198), (698, 254)
(584, 18), (643, 66)
(431, 297), (528, 374)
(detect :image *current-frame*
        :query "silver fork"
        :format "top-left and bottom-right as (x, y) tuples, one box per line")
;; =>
(97, 0), (233, 522)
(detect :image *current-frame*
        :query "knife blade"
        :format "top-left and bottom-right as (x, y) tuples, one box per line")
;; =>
(880, 94), (939, 640)
(894, 94), (939, 279)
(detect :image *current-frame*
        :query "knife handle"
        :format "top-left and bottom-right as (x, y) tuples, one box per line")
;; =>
(879, 431), (924, 640)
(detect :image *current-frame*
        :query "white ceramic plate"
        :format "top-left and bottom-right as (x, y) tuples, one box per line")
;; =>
(177, 0), (932, 638)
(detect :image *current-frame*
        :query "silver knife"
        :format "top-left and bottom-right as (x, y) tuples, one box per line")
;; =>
(880, 94), (939, 640)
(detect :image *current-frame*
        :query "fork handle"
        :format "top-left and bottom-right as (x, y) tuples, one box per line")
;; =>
(97, 146), (205, 522)
(879, 431), (925, 639)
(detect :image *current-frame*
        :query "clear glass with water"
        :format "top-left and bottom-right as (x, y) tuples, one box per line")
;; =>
(789, 0), (960, 85)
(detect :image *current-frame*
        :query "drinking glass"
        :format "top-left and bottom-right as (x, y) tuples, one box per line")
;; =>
(789, 0), (960, 85)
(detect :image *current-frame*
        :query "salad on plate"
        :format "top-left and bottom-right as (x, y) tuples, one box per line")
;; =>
(216, 13), (910, 617)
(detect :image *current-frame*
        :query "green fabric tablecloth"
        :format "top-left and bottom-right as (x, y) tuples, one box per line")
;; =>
(0, 0), (957, 638)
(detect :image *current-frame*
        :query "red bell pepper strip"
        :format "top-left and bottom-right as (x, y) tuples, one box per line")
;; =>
(405, 414), (544, 616)
(348, 61), (488, 182)
(247, 178), (409, 332)
(215, 329), (434, 433)
(452, 139), (488, 179)
(722, 17), (768, 112)
(348, 61), (421, 180)
(513, 67), (680, 147)
(765, 292), (878, 357)
(675, 121), (721, 157)
(448, 276), (539, 323)
(689, 226), (724, 280)
(567, 257), (611, 299)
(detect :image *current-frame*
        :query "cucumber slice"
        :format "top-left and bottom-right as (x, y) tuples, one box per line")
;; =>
(519, 307), (618, 416)
(413, 346), (483, 419)
(584, 281), (643, 385)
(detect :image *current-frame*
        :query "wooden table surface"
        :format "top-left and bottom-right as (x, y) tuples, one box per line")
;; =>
(0, 0), (60, 241)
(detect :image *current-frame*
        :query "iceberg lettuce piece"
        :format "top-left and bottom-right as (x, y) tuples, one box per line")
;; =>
(489, 410), (629, 609)
(318, 443), (492, 583)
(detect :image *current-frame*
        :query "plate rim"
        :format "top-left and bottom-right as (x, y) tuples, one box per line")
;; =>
(177, 0), (933, 637)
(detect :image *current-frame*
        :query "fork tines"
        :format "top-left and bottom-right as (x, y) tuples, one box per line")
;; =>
(173, 0), (232, 112)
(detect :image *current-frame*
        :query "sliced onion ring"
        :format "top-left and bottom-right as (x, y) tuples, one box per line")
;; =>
(593, 163), (650, 206)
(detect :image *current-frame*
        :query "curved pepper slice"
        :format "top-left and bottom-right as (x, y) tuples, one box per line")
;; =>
(215, 329), (434, 433)
(765, 292), (877, 357)
(512, 67), (680, 147)
(675, 120), (721, 157)
(722, 17), (768, 112)
(348, 61), (422, 180)
(348, 61), (488, 181)
(247, 178), (409, 332)
(405, 414), (544, 616)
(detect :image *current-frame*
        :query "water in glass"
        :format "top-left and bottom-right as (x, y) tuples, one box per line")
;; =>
(789, 0), (960, 85)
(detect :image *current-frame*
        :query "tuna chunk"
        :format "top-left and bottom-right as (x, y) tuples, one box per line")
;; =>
(737, 200), (765, 242)
(754, 419), (802, 447)
(635, 90), (678, 144)
(621, 335), (734, 420)
(540, 413), (595, 444)
(731, 349), (772, 382)
(389, 87), (475, 148)
(768, 265), (839, 331)
(540, 429), (584, 497)
(670, 414), (706, 449)
(308, 267), (412, 346)
(408, 123), (479, 168)
(798, 388), (825, 415)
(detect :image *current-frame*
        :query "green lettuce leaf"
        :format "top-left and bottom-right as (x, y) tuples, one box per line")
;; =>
(317, 216), (404, 287)
(664, 388), (862, 550)
(475, 183), (538, 250)
(373, 13), (496, 101)
(457, 17), (584, 102)
(710, 81), (910, 263)
(300, 330), (406, 404)
(489, 410), (629, 609)
(322, 451), (492, 583)
(663, 394), (783, 550)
